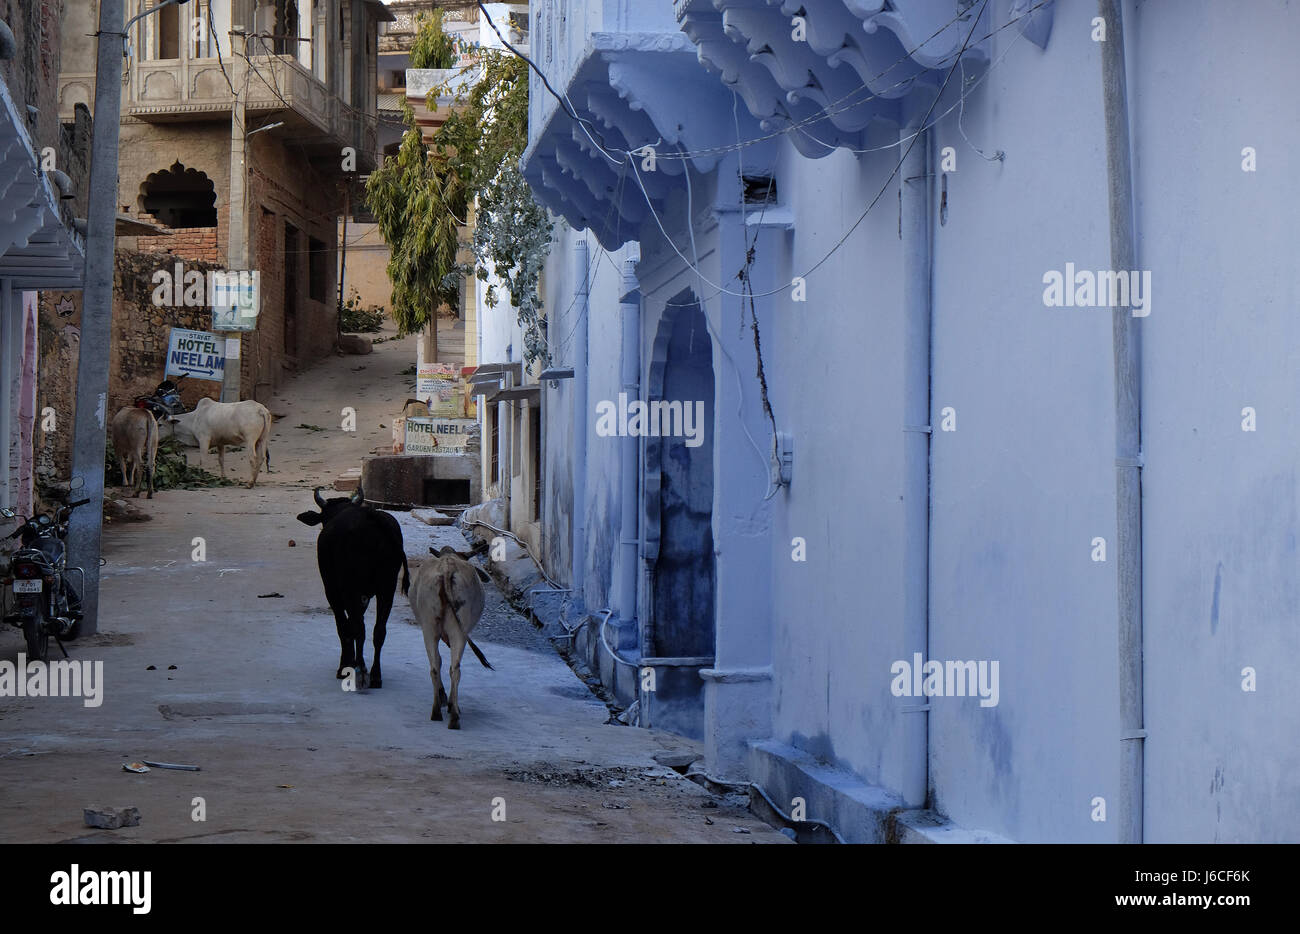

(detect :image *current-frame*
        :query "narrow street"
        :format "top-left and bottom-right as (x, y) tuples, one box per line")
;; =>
(0, 327), (783, 844)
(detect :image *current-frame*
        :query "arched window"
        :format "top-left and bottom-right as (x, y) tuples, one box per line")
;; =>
(139, 162), (218, 229)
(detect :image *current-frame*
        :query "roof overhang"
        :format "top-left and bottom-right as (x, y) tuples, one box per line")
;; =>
(362, 0), (399, 24)
(0, 73), (84, 289)
(676, 0), (1055, 159)
(520, 30), (775, 251)
(484, 385), (541, 404)
(116, 213), (167, 236)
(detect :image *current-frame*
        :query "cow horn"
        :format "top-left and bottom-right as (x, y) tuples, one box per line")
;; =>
(313, 487), (326, 508)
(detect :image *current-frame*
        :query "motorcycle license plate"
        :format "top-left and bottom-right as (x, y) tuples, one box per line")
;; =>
(12, 580), (42, 593)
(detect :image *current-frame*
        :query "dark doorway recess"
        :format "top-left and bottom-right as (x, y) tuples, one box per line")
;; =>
(284, 223), (300, 356)
(139, 162), (218, 228)
(647, 298), (715, 660)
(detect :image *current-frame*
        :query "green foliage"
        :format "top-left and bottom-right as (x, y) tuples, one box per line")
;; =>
(338, 290), (385, 333)
(104, 436), (238, 492)
(408, 10), (461, 69)
(365, 37), (553, 363)
(366, 99), (467, 335)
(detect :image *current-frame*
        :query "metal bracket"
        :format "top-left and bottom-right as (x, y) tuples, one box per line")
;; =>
(903, 425), (932, 434)
(1120, 729), (1147, 740)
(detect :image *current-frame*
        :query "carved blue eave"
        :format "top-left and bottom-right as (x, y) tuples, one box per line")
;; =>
(521, 30), (774, 251)
(677, 0), (1055, 159)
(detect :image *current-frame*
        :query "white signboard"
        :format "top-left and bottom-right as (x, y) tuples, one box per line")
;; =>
(210, 270), (261, 332)
(166, 327), (224, 382)
(404, 416), (475, 453)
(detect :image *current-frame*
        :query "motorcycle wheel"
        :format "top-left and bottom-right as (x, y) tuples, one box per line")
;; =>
(23, 614), (49, 662)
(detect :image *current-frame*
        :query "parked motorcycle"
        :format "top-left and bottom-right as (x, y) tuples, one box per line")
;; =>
(134, 372), (190, 420)
(1, 487), (89, 661)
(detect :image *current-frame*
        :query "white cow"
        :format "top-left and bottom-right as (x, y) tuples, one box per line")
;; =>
(161, 397), (272, 488)
(407, 546), (495, 729)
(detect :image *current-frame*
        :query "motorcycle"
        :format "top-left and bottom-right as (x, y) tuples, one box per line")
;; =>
(1, 486), (90, 661)
(134, 372), (190, 420)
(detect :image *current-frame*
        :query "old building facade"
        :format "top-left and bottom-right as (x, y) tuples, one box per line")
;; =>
(505, 0), (1300, 843)
(1, 0), (86, 519)
(58, 0), (389, 404)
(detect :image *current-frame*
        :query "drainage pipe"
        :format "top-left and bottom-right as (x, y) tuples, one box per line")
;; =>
(899, 104), (933, 810)
(571, 238), (590, 603)
(1098, 0), (1144, 845)
(614, 258), (641, 628)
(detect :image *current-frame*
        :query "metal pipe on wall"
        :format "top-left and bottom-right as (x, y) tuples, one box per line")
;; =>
(615, 258), (640, 628)
(571, 238), (589, 602)
(1098, 0), (1145, 845)
(900, 106), (933, 810)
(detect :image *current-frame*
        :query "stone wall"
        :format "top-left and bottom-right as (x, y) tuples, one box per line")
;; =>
(108, 251), (226, 416)
(0, 0), (64, 167)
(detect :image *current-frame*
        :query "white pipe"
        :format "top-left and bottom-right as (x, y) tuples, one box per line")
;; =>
(1098, 0), (1144, 845)
(614, 258), (640, 624)
(571, 238), (589, 601)
(900, 104), (932, 809)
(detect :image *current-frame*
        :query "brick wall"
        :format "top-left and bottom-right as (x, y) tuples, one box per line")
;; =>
(131, 216), (222, 263)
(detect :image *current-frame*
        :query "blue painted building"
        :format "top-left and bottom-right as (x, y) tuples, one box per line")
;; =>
(504, 0), (1300, 843)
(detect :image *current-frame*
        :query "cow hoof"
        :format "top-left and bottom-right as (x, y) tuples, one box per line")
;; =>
(431, 705), (442, 721)
(370, 677), (382, 689)
(336, 669), (348, 680)
(448, 718), (460, 730)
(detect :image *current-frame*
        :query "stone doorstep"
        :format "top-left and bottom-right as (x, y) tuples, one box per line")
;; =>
(747, 739), (1014, 844)
(333, 467), (363, 492)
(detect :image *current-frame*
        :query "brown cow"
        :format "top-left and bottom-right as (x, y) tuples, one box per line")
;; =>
(407, 545), (494, 729)
(110, 406), (159, 499)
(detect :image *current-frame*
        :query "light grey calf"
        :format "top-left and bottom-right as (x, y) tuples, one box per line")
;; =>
(407, 546), (494, 729)
(110, 406), (159, 499)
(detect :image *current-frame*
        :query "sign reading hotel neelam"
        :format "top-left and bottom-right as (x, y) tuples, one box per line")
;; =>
(165, 327), (224, 382)
(404, 416), (474, 454)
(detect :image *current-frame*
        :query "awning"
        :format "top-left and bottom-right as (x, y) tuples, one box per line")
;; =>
(116, 213), (167, 236)
(482, 385), (540, 404)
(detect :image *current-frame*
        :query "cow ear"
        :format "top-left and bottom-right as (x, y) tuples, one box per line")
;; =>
(295, 511), (322, 526)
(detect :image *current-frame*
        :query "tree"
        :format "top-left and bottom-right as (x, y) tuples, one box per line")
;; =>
(365, 16), (553, 363)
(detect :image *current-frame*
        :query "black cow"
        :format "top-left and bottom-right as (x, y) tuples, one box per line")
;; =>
(296, 486), (410, 688)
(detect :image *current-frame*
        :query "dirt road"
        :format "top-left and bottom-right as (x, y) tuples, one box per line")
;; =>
(0, 326), (784, 843)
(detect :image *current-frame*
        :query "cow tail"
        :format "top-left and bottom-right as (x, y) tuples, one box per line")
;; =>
(467, 637), (494, 671)
(400, 552), (411, 596)
(436, 577), (492, 669)
(261, 409), (272, 470)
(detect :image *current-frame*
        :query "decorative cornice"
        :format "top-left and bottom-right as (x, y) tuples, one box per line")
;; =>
(523, 27), (773, 250)
(676, 0), (1056, 159)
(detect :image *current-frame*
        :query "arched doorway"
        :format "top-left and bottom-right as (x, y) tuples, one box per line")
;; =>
(643, 293), (715, 737)
(138, 162), (217, 229)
